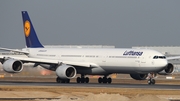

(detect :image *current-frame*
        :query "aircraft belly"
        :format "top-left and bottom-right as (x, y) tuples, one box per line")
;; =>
(134, 66), (160, 73)
(77, 66), (140, 74)
(102, 66), (137, 74)
(76, 67), (107, 75)
(102, 58), (138, 73)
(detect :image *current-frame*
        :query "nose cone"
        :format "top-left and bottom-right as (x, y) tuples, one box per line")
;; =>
(161, 59), (168, 67)
(156, 59), (168, 71)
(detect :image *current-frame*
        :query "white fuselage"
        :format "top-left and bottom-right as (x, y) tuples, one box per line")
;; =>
(26, 48), (168, 75)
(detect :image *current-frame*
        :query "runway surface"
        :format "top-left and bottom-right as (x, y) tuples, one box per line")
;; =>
(1, 77), (180, 101)
(0, 81), (180, 90)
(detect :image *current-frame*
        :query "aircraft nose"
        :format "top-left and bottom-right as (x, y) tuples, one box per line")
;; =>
(153, 59), (168, 72)
(163, 59), (168, 66)
(158, 59), (168, 69)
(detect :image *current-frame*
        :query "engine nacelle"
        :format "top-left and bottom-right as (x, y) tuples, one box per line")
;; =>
(3, 59), (23, 73)
(158, 63), (174, 75)
(55, 64), (76, 79)
(130, 74), (148, 80)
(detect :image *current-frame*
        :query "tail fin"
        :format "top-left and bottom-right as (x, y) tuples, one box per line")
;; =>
(21, 11), (43, 48)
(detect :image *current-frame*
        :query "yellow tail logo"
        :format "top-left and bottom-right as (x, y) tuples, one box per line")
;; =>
(24, 20), (31, 37)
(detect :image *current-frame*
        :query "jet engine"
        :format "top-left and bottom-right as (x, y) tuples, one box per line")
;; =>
(158, 63), (174, 75)
(55, 64), (77, 79)
(2, 59), (23, 73)
(130, 74), (148, 80)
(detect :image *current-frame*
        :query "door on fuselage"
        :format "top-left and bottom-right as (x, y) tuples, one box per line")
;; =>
(134, 55), (147, 73)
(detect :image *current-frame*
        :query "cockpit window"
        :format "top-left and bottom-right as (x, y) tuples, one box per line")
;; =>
(153, 56), (158, 59)
(158, 56), (166, 59)
(153, 56), (166, 59)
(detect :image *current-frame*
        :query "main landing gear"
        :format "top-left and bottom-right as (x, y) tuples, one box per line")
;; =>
(56, 76), (112, 84)
(56, 77), (70, 83)
(56, 74), (90, 83)
(76, 74), (89, 83)
(147, 73), (156, 85)
(98, 76), (112, 84)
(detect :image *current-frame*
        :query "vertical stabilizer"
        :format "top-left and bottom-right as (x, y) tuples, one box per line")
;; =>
(21, 11), (43, 48)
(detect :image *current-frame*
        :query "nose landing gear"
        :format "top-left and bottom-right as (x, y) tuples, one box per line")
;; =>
(147, 73), (156, 85)
(147, 78), (155, 85)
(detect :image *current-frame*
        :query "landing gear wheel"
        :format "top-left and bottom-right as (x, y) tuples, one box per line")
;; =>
(151, 79), (155, 84)
(98, 77), (103, 83)
(56, 77), (61, 83)
(76, 76), (89, 83)
(107, 78), (112, 84)
(148, 79), (155, 85)
(66, 79), (70, 83)
(98, 77), (112, 84)
(103, 77), (107, 83)
(85, 77), (89, 83)
(56, 77), (70, 83)
(81, 77), (85, 83)
(77, 77), (81, 83)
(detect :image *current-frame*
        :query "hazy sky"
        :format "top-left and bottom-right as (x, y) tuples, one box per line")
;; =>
(0, 1), (180, 48)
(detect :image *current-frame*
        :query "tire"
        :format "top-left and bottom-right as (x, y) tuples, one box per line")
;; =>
(76, 77), (81, 83)
(103, 77), (107, 83)
(98, 77), (102, 83)
(151, 79), (155, 85)
(148, 79), (152, 85)
(148, 79), (155, 85)
(81, 77), (85, 83)
(85, 77), (89, 83)
(61, 80), (66, 83)
(107, 78), (112, 84)
(56, 77), (60, 83)
(66, 79), (70, 83)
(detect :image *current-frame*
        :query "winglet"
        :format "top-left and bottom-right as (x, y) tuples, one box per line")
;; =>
(21, 11), (44, 48)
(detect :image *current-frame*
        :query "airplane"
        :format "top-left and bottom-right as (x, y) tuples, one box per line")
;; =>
(0, 11), (176, 85)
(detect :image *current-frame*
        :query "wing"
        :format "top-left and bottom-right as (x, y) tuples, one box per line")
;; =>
(0, 55), (97, 68)
(0, 47), (99, 68)
(166, 56), (180, 65)
(166, 56), (180, 60)
(0, 47), (29, 54)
